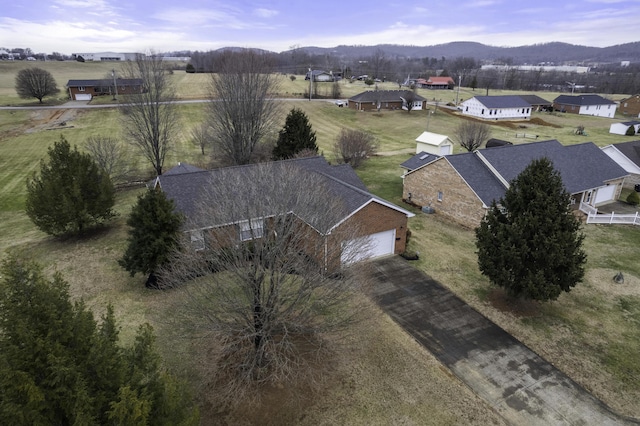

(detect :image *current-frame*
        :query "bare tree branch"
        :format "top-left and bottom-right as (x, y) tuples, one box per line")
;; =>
(159, 163), (371, 401)
(333, 129), (378, 169)
(454, 120), (491, 152)
(84, 136), (131, 183)
(120, 53), (179, 176)
(207, 50), (281, 166)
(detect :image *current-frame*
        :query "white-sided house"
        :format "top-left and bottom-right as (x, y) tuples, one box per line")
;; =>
(415, 131), (454, 155)
(460, 95), (532, 120)
(553, 94), (617, 118)
(609, 121), (640, 136)
(602, 140), (640, 188)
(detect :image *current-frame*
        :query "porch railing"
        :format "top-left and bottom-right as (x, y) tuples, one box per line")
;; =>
(587, 211), (640, 225)
(579, 202), (598, 215)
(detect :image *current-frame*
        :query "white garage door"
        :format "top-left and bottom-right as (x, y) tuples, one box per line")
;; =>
(341, 229), (396, 264)
(74, 94), (92, 101)
(594, 185), (616, 204)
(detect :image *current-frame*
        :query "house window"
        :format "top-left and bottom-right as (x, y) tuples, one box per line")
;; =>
(78, 86), (85, 92)
(437, 191), (443, 202)
(190, 230), (205, 251)
(239, 219), (264, 241)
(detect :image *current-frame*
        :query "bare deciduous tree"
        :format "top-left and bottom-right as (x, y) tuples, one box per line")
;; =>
(454, 120), (491, 152)
(120, 53), (179, 176)
(85, 136), (131, 182)
(333, 129), (378, 169)
(15, 68), (59, 103)
(207, 50), (281, 166)
(190, 123), (212, 156)
(160, 163), (370, 402)
(402, 87), (419, 113)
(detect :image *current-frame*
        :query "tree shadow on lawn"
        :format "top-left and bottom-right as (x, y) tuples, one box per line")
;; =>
(486, 287), (542, 317)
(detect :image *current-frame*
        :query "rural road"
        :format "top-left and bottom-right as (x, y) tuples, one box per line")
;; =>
(369, 256), (639, 426)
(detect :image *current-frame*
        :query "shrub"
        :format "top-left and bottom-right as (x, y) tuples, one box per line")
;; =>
(626, 125), (636, 136)
(627, 190), (640, 206)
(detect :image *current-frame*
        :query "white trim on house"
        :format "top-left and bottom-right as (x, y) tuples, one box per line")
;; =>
(327, 199), (415, 233)
(601, 145), (640, 175)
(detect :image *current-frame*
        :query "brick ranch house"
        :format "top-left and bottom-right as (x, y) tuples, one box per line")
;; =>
(66, 78), (143, 101)
(154, 157), (414, 269)
(552, 94), (617, 118)
(402, 140), (628, 228)
(619, 94), (640, 117)
(348, 90), (426, 111)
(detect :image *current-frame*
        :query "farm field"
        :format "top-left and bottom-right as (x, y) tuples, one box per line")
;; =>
(1, 62), (639, 423)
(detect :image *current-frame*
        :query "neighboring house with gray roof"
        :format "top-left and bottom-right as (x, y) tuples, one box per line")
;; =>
(403, 140), (627, 228)
(348, 90), (426, 111)
(305, 70), (335, 82)
(601, 140), (640, 188)
(553, 94), (617, 118)
(154, 157), (414, 268)
(460, 95), (532, 120)
(66, 78), (143, 100)
(518, 94), (553, 111)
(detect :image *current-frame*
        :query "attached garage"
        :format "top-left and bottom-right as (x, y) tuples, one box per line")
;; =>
(594, 185), (617, 205)
(341, 229), (396, 264)
(74, 93), (92, 101)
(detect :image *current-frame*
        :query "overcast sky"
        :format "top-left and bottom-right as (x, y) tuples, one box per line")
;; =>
(2, 0), (639, 54)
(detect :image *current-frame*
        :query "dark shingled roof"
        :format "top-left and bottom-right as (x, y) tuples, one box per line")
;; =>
(423, 140), (628, 206)
(400, 151), (441, 171)
(66, 78), (143, 87)
(163, 163), (206, 176)
(620, 120), (640, 126)
(446, 153), (506, 207)
(486, 138), (513, 148)
(611, 140), (640, 168)
(519, 94), (552, 106)
(473, 95), (532, 109)
(553, 94), (616, 106)
(478, 140), (628, 195)
(349, 90), (426, 103)
(156, 156), (411, 232)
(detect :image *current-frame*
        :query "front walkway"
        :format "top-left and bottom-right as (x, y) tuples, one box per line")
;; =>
(369, 256), (639, 425)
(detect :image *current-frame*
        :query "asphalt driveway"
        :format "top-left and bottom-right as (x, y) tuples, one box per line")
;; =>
(369, 256), (639, 425)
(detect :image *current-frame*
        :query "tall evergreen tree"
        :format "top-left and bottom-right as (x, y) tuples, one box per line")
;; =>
(475, 157), (586, 301)
(119, 188), (184, 285)
(272, 108), (318, 160)
(0, 256), (199, 425)
(25, 136), (116, 236)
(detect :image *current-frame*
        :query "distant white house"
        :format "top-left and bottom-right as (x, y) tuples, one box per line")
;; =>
(415, 131), (454, 155)
(609, 121), (640, 135)
(460, 95), (532, 120)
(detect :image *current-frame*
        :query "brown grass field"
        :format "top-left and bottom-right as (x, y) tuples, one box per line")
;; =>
(1, 61), (639, 423)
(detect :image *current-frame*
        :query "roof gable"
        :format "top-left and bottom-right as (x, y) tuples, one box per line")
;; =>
(415, 131), (451, 146)
(610, 140), (640, 168)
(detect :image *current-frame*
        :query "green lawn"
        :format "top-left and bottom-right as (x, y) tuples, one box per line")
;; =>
(1, 73), (640, 421)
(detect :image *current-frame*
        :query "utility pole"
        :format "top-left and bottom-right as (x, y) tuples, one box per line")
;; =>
(112, 69), (118, 101)
(309, 67), (312, 101)
(455, 74), (461, 105)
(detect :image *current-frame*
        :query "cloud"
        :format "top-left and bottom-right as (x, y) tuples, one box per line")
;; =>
(253, 8), (278, 18)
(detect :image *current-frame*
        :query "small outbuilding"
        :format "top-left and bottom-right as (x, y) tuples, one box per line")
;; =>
(415, 131), (454, 155)
(609, 121), (640, 136)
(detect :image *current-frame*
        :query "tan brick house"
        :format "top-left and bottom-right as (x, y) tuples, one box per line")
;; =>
(403, 140), (628, 228)
(619, 94), (640, 117)
(155, 157), (414, 269)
